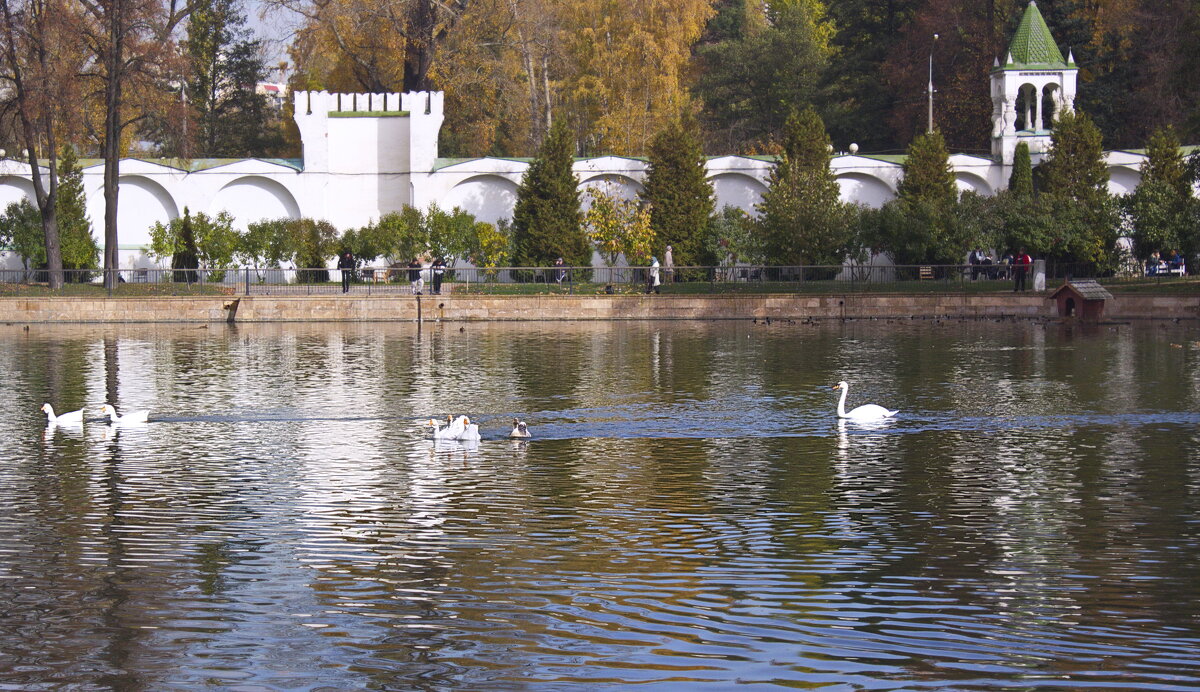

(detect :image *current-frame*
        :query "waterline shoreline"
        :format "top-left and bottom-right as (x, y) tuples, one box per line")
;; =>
(1, 293), (1197, 323)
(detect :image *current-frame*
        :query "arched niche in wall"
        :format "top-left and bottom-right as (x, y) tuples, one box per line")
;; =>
(835, 173), (895, 208)
(578, 174), (643, 205)
(954, 172), (993, 197)
(1107, 166), (1141, 196)
(211, 176), (302, 230)
(86, 175), (180, 248)
(709, 173), (767, 215)
(0, 176), (34, 209)
(441, 174), (520, 223)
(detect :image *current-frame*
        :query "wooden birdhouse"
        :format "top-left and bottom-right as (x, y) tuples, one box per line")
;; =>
(1048, 280), (1112, 321)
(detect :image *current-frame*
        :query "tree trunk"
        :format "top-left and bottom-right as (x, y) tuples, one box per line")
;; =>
(102, 0), (124, 290)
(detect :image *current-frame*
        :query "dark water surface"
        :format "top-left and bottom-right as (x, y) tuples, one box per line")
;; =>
(2, 320), (1198, 690)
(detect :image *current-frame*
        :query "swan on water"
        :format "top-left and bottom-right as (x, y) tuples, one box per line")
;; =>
(41, 403), (84, 425)
(832, 381), (898, 421)
(508, 419), (530, 439)
(98, 404), (150, 425)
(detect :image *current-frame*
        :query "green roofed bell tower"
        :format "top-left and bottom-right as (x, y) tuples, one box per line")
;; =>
(990, 0), (1078, 165)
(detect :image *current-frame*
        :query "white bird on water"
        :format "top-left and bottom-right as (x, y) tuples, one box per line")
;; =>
(428, 415), (480, 441)
(832, 381), (898, 421)
(508, 419), (530, 439)
(41, 403), (84, 425)
(98, 404), (150, 425)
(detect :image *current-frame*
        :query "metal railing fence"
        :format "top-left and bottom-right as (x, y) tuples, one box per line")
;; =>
(0, 261), (1189, 297)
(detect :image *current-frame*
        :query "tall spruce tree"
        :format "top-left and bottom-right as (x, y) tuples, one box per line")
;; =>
(1037, 110), (1118, 265)
(883, 130), (965, 265)
(511, 119), (588, 267)
(182, 0), (281, 157)
(56, 146), (100, 274)
(1126, 126), (1196, 261)
(1039, 110), (1109, 202)
(898, 131), (957, 208)
(756, 108), (851, 267)
(1009, 142), (1034, 197)
(643, 112), (714, 267)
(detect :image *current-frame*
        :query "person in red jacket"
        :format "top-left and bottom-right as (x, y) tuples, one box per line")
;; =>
(1013, 248), (1032, 292)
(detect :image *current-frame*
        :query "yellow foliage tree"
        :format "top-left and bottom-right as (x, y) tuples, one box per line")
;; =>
(557, 0), (716, 155)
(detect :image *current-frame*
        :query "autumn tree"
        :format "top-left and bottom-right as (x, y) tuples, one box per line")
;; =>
(584, 188), (654, 267)
(511, 118), (588, 267)
(756, 108), (853, 268)
(78, 0), (190, 288)
(557, 0), (715, 155)
(0, 0), (74, 287)
(642, 112), (714, 268)
(281, 0), (465, 93)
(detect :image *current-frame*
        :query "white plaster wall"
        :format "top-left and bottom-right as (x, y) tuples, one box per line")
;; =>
(209, 176), (302, 229)
(440, 175), (519, 223)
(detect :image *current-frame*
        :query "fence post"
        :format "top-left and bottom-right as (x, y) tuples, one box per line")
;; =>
(244, 268), (250, 296)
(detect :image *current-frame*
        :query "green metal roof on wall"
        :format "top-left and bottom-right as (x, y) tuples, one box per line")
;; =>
(1006, 1), (1067, 68)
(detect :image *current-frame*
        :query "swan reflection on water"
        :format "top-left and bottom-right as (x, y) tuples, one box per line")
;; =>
(835, 416), (896, 462)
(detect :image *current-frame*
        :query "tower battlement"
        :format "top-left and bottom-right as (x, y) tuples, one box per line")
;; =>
(292, 91), (445, 174)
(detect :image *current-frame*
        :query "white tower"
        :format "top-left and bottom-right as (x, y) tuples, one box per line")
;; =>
(991, 1), (1078, 165)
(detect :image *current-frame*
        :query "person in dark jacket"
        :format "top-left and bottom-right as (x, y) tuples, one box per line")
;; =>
(408, 257), (424, 295)
(431, 257), (446, 295)
(337, 251), (355, 292)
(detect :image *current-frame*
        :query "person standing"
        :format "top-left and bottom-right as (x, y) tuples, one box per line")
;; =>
(646, 256), (661, 294)
(408, 257), (424, 295)
(553, 257), (566, 284)
(337, 251), (355, 293)
(431, 257), (446, 295)
(663, 245), (674, 284)
(1013, 248), (1032, 292)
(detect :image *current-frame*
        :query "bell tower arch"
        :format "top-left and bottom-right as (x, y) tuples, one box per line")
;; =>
(991, 0), (1078, 165)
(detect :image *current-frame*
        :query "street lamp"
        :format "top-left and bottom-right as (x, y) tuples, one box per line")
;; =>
(927, 34), (939, 134)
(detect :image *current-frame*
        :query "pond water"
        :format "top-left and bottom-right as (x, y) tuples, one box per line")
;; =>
(2, 320), (1199, 690)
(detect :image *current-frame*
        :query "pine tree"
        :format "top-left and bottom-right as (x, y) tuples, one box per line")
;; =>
(756, 107), (850, 267)
(898, 131), (956, 208)
(511, 119), (588, 267)
(643, 112), (714, 267)
(183, 0), (282, 157)
(1127, 126), (1195, 261)
(1037, 110), (1118, 266)
(1009, 142), (1034, 197)
(884, 130), (965, 265)
(1038, 110), (1109, 202)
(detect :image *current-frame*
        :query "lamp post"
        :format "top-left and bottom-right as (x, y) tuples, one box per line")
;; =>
(927, 33), (939, 134)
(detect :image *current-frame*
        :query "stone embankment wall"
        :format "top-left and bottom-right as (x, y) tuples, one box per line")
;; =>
(1, 294), (1197, 323)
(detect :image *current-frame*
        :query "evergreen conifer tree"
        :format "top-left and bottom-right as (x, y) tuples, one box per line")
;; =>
(511, 119), (588, 267)
(55, 147), (100, 276)
(1127, 126), (1196, 262)
(643, 112), (714, 267)
(1009, 142), (1034, 197)
(1038, 110), (1109, 202)
(172, 209), (200, 283)
(1036, 110), (1118, 265)
(756, 108), (851, 268)
(898, 130), (956, 208)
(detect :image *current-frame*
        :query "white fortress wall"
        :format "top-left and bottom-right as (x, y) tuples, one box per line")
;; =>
(0, 90), (1159, 271)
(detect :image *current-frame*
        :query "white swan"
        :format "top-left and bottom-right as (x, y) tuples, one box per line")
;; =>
(98, 404), (150, 425)
(508, 419), (530, 439)
(833, 381), (898, 421)
(41, 403), (84, 425)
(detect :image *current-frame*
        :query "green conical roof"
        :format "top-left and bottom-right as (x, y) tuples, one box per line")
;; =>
(1006, 1), (1066, 68)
